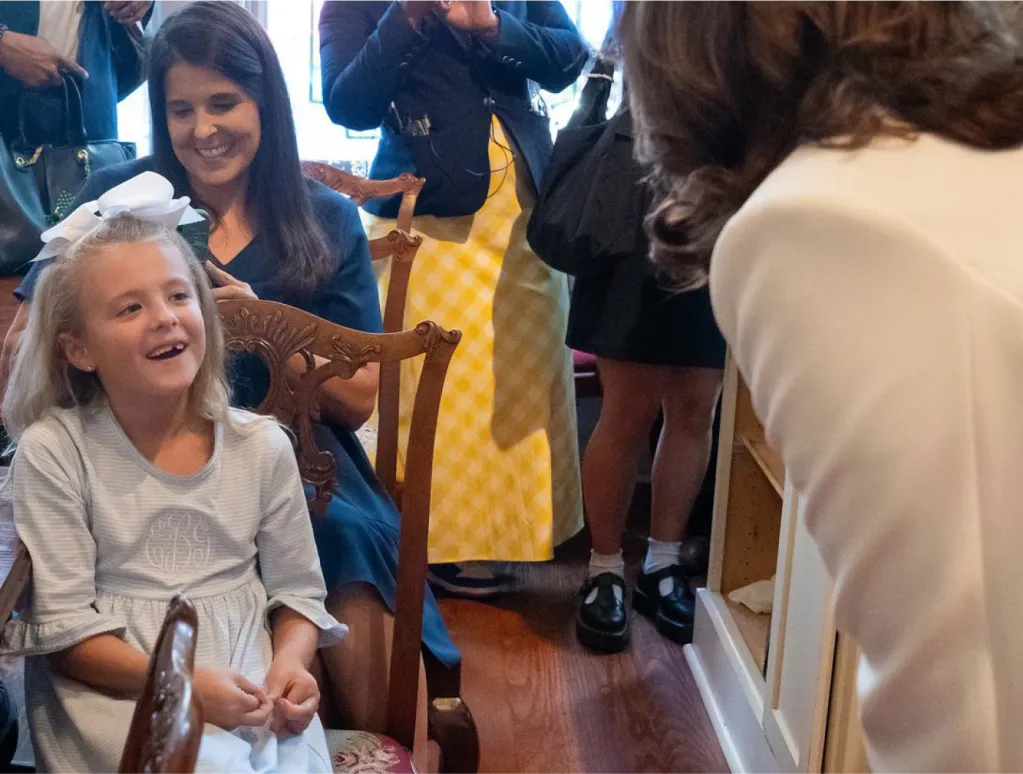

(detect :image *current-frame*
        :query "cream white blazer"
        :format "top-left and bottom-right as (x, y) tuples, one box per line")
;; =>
(711, 134), (1023, 773)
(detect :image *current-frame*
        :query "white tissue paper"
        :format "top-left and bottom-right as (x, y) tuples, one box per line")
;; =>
(728, 575), (775, 615)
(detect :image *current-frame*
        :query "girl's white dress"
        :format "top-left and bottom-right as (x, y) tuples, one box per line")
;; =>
(0, 404), (347, 773)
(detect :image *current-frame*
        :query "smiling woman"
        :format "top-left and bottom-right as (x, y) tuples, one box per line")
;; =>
(163, 63), (262, 196)
(147, 1), (335, 295)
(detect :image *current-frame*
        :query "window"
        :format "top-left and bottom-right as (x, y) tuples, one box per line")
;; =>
(117, 82), (151, 156)
(117, 1), (616, 167)
(544, 0), (616, 134)
(265, 0), (377, 170)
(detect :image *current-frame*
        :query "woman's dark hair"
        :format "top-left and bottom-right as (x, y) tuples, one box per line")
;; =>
(148, 1), (336, 296)
(619, 1), (1023, 288)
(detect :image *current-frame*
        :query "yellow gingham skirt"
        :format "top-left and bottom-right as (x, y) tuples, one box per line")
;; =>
(362, 118), (583, 563)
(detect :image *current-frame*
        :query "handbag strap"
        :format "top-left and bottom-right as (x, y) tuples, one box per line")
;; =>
(565, 55), (615, 130)
(62, 75), (88, 147)
(16, 74), (88, 149)
(588, 54), (616, 119)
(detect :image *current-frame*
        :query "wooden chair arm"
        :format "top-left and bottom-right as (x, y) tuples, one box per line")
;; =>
(0, 541), (30, 630)
(119, 595), (202, 774)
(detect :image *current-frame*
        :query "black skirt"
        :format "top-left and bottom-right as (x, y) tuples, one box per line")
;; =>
(566, 250), (725, 369)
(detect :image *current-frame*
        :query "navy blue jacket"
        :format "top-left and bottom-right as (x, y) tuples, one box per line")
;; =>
(319, 1), (587, 218)
(0, 1), (149, 145)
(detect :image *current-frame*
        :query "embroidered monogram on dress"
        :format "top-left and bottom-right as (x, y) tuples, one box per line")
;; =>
(145, 512), (212, 572)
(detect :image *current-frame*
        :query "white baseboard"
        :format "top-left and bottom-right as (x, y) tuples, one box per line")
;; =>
(685, 643), (740, 773)
(687, 589), (782, 774)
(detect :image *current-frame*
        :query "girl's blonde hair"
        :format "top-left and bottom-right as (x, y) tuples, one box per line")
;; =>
(3, 215), (231, 443)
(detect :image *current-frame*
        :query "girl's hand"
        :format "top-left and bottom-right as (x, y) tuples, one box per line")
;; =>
(399, 1), (439, 30)
(103, 1), (153, 25)
(437, 1), (499, 35)
(205, 263), (258, 301)
(194, 666), (273, 730)
(264, 658), (320, 735)
(0, 31), (88, 88)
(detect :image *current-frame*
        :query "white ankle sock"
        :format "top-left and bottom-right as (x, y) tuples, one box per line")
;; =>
(586, 550), (625, 603)
(643, 538), (681, 597)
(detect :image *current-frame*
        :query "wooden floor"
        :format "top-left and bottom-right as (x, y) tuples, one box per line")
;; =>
(438, 490), (728, 773)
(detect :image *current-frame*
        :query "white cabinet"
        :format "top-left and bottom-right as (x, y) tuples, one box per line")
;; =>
(686, 352), (868, 773)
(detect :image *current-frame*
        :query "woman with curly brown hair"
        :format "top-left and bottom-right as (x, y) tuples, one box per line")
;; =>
(620, 2), (1023, 771)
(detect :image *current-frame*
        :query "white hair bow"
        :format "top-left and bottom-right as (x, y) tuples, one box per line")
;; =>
(32, 171), (206, 262)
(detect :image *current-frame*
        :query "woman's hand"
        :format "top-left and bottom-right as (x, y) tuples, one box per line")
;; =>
(206, 263), (258, 301)
(0, 31), (88, 88)
(264, 657), (320, 735)
(194, 666), (273, 730)
(438, 1), (499, 35)
(103, 1), (153, 25)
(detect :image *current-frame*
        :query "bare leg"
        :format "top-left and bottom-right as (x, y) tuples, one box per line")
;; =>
(319, 584), (430, 768)
(650, 367), (722, 544)
(583, 358), (666, 555)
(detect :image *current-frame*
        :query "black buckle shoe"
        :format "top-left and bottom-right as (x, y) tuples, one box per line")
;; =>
(633, 565), (695, 644)
(576, 572), (629, 653)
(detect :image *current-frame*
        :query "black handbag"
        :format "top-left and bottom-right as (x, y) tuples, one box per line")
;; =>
(0, 75), (137, 276)
(527, 58), (646, 277)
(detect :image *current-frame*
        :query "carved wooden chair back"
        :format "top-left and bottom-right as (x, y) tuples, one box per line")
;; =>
(300, 161), (424, 335)
(119, 595), (203, 774)
(219, 298), (460, 750)
(300, 162), (428, 497)
(300, 162), (423, 234)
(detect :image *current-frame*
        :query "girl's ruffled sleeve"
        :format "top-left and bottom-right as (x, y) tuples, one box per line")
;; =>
(1, 420), (125, 657)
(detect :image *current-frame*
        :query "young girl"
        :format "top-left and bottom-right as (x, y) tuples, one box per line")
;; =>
(0, 181), (345, 773)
